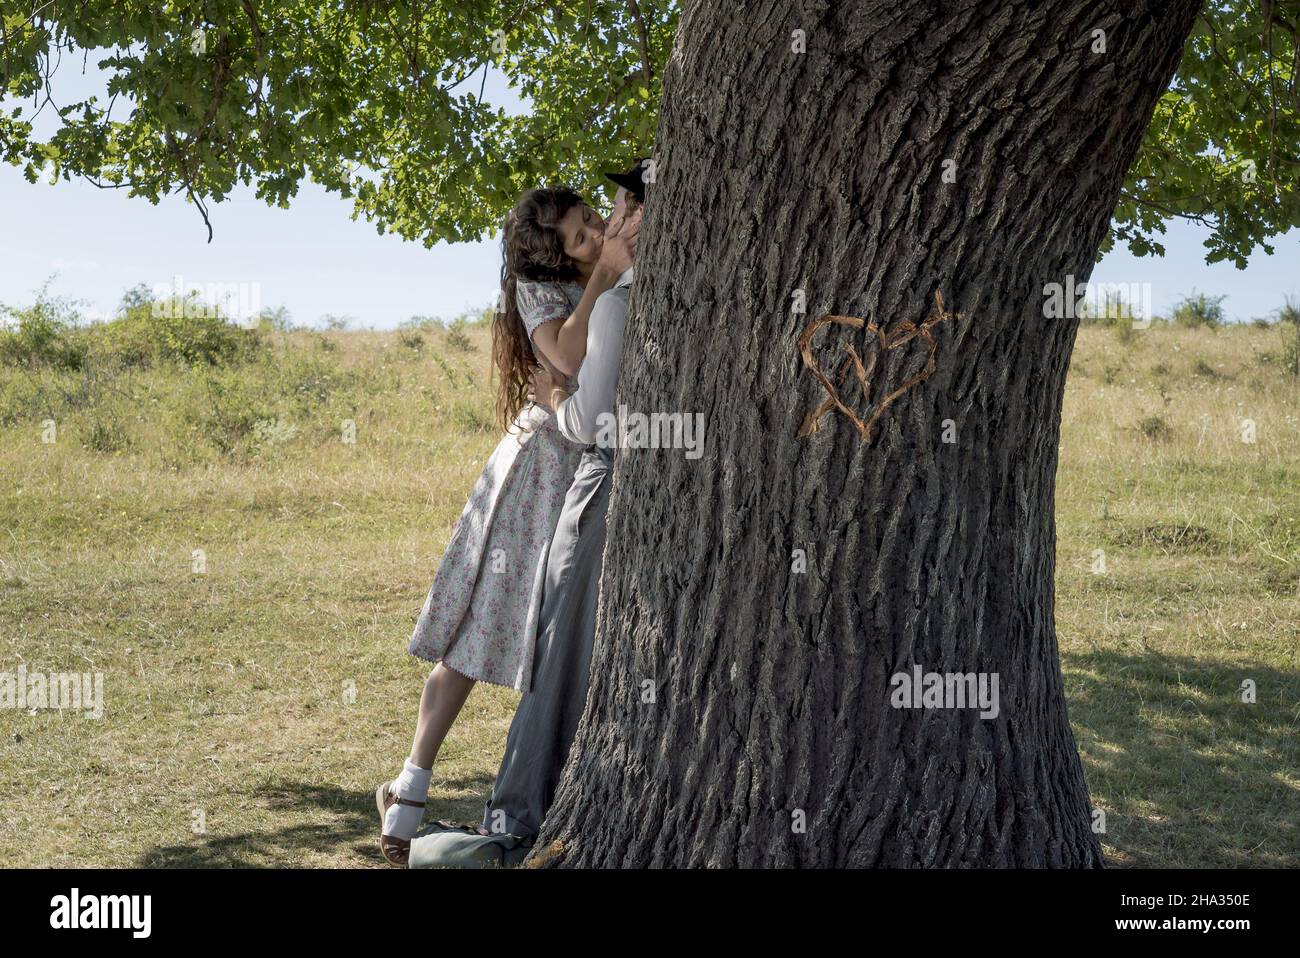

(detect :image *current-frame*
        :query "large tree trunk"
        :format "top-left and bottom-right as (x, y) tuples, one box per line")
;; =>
(535, 0), (1201, 867)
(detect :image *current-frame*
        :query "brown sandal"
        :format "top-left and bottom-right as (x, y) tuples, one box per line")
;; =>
(375, 780), (425, 867)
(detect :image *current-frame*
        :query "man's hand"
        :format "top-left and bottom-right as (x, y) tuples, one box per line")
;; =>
(597, 207), (640, 275)
(529, 363), (570, 412)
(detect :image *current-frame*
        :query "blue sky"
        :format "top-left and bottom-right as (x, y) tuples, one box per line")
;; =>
(3, 56), (1297, 329)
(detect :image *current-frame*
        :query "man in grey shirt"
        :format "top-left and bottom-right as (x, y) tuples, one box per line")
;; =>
(479, 166), (645, 845)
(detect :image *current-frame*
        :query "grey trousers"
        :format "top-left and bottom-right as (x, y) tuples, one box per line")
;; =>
(481, 446), (613, 839)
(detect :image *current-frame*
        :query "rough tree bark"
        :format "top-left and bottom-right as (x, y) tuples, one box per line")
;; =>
(535, 0), (1202, 866)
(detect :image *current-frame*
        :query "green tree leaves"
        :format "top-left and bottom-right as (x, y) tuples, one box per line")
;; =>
(1103, 4), (1300, 267)
(1, 0), (1293, 262)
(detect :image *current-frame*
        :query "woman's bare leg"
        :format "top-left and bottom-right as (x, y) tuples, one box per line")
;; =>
(409, 662), (476, 769)
(380, 662), (478, 857)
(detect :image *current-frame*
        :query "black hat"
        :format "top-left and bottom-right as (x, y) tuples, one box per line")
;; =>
(604, 157), (650, 202)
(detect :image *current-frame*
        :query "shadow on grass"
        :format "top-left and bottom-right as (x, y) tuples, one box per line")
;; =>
(138, 773), (496, 868)
(1064, 648), (1300, 868)
(137, 648), (1296, 868)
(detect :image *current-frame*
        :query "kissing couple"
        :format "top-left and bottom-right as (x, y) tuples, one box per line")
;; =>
(376, 159), (649, 867)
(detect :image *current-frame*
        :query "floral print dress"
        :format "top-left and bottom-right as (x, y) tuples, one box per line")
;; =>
(408, 279), (587, 691)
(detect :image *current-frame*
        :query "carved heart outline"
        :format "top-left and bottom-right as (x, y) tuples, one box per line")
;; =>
(796, 290), (958, 441)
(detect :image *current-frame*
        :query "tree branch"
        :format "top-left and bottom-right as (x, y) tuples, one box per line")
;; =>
(627, 0), (653, 84)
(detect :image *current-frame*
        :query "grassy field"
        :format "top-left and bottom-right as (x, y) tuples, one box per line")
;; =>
(0, 304), (1297, 868)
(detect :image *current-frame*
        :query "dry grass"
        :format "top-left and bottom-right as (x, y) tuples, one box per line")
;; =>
(1057, 323), (1299, 867)
(0, 320), (1297, 867)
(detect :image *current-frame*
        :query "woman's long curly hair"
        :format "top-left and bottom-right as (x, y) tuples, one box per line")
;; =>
(494, 186), (587, 432)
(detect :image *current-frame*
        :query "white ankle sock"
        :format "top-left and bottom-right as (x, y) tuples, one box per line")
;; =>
(383, 759), (432, 840)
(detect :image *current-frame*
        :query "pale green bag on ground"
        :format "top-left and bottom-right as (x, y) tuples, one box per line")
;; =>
(407, 824), (532, 869)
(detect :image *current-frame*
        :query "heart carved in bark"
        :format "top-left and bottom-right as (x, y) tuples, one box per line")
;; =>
(796, 290), (958, 441)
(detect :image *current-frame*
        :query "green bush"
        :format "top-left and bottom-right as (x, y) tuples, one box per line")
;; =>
(0, 292), (89, 371)
(1277, 297), (1300, 378)
(1171, 291), (1226, 329)
(1112, 312), (1137, 344)
(312, 332), (339, 353)
(1137, 415), (1174, 442)
(281, 352), (355, 408)
(397, 330), (425, 353)
(254, 306), (295, 332)
(188, 364), (278, 456)
(1278, 338), (1300, 378)
(402, 306), (492, 334)
(94, 293), (264, 369)
(445, 327), (475, 353)
(79, 416), (130, 454)
(0, 374), (43, 426)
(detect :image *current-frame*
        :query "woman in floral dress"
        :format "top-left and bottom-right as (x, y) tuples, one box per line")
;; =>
(375, 185), (640, 866)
